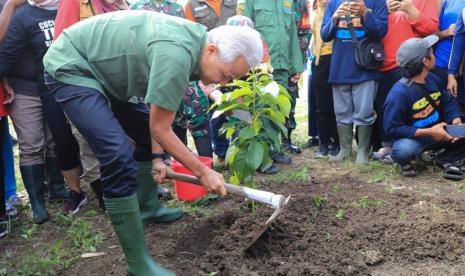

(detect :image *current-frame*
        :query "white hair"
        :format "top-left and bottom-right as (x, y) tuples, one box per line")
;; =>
(206, 25), (263, 68)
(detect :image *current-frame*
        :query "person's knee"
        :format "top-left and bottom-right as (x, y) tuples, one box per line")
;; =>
(391, 139), (421, 165)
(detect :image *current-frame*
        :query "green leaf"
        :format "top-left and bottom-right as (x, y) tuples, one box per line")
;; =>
(246, 140), (264, 170)
(263, 115), (288, 136)
(260, 150), (273, 171)
(226, 127), (236, 139)
(229, 174), (241, 185)
(225, 144), (238, 166)
(231, 148), (251, 182)
(231, 87), (253, 100)
(238, 127), (256, 142)
(277, 94), (291, 116)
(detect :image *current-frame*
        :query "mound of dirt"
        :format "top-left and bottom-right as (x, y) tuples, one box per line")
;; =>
(172, 176), (465, 275)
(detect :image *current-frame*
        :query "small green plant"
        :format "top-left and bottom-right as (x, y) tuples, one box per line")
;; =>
(430, 203), (443, 213)
(213, 70), (291, 187)
(353, 196), (387, 208)
(203, 272), (218, 276)
(384, 185), (394, 194)
(21, 224), (39, 240)
(212, 69), (291, 212)
(335, 209), (345, 221)
(325, 232), (332, 242)
(311, 195), (327, 211)
(332, 186), (342, 193)
(399, 211), (406, 220)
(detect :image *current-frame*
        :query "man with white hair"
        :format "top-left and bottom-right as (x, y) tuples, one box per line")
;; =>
(43, 11), (263, 276)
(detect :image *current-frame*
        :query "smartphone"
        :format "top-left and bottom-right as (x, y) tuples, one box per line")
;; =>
(445, 124), (465, 138)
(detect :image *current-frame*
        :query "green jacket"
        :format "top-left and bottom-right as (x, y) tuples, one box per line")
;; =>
(243, 0), (303, 74)
(43, 11), (207, 111)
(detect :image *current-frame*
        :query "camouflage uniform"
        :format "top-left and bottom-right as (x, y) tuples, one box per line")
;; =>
(174, 82), (209, 138)
(130, 0), (185, 16)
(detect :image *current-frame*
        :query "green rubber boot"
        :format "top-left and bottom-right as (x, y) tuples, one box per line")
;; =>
(330, 124), (353, 162)
(136, 162), (183, 223)
(355, 125), (373, 165)
(104, 195), (175, 276)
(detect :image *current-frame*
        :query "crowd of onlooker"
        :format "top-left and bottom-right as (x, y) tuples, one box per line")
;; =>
(1, 0), (465, 242)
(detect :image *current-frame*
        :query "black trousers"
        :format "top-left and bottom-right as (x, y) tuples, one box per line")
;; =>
(40, 83), (80, 171)
(312, 55), (338, 145)
(372, 66), (402, 150)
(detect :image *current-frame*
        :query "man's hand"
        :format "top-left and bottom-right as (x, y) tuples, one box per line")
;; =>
(429, 122), (453, 142)
(333, 1), (351, 21)
(290, 73), (301, 84)
(349, 0), (368, 17)
(198, 168), (227, 196)
(2, 79), (14, 104)
(151, 158), (170, 183)
(447, 74), (458, 97)
(386, 0), (400, 13)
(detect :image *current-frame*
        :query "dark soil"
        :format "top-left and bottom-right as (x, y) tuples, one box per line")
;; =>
(171, 175), (465, 275)
(66, 171), (465, 275)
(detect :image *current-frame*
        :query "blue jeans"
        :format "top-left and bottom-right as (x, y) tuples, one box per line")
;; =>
(45, 75), (152, 198)
(391, 137), (435, 166)
(209, 110), (229, 158)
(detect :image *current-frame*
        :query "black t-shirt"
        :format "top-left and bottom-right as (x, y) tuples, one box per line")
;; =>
(0, 4), (55, 96)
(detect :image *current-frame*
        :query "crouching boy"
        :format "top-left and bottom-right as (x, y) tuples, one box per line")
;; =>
(384, 35), (465, 179)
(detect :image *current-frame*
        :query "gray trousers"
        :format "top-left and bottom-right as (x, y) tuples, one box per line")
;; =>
(332, 80), (377, 126)
(70, 123), (101, 184)
(8, 93), (55, 166)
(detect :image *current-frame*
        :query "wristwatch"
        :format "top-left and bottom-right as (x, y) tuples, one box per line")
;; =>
(151, 153), (166, 161)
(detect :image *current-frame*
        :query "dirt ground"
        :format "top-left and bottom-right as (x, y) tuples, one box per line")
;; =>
(49, 149), (465, 276)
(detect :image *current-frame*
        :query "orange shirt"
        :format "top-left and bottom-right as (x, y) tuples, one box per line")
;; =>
(380, 0), (438, 72)
(185, 0), (222, 22)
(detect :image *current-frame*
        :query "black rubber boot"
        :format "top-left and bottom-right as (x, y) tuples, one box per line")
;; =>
(281, 130), (302, 154)
(104, 195), (175, 276)
(20, 164), (49, 224)
(89, 179), (106, 211)
(45, 157), (69, 201)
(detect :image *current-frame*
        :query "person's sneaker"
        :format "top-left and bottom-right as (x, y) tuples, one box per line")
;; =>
(7, 195), (22, 206)
(6, 203), (18, 219)
(157, 186), (173, 199)
(270, 152), (292, 164)
(64, 191), (88, 215)
(315, 145), (329, 158)
(303, 137), (320, 148)
(282, 140), (302, 154)
(258, 164), (280, 174)
(328, 144), (340, 157)
(372, 147), (392, 161)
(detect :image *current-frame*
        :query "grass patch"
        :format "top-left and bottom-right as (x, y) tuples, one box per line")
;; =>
(166, 194), (218, 217)
(264, 166), (310, 184)
(353, 196), (388, 209)
(2, 216), (104, 275)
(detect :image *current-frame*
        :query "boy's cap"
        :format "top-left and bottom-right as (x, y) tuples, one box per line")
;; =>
(396, 35), (439, 67)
